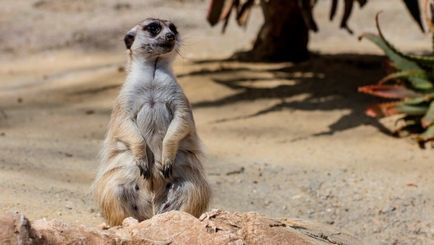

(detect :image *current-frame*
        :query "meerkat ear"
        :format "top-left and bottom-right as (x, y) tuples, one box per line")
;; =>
(124, 32), (136, 50)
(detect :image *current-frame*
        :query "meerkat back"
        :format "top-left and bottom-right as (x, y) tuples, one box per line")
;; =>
(93, 18), (210, 226)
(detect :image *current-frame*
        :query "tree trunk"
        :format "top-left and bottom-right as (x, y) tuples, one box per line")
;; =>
(234, 0), (309, 62)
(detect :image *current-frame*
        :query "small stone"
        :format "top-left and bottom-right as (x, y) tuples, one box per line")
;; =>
(379, 206), (397, 215)
(122, 217), (139, 227)
(61, 152), (73, 157)
(98, 222), (110, 230)
(291, 195), (302, 200)
(65, 202), (73, 210)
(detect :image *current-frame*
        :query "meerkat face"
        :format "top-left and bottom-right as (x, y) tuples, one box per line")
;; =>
(124, 18), (179, 58)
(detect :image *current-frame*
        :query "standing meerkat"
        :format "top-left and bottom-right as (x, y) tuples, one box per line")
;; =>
(93, 18), (211, 226)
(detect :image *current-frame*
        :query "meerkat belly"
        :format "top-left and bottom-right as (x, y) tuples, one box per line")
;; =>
(135, 96), (173, 158)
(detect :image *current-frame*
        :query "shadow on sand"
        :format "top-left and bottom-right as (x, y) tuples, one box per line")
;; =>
(180, 53), (393, 137)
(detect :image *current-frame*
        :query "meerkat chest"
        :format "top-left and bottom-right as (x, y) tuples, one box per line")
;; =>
(123, 75), (179, 135)
(138, 84), (173, 107)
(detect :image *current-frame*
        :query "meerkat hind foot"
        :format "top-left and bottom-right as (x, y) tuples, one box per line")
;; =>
(156, 181), (184, 214)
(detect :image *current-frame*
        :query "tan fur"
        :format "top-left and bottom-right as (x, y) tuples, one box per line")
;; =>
(93, 18), (210, 226)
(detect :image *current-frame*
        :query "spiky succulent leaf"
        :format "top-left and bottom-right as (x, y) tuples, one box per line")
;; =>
(341, 0), (354, 33)
(417, 124), (434, 142)
(403, 95), (434, 105)
(299, 0), (319, 32)
(330, 0), (338, 20)
(236, 0), (254, 27)
(386, 69), (433, 91)
(361, 23), (433, 90)
(220, 0), (238, 33)
(409, 77), (434, 90)
(378, 69), (429, 84)
(396, 103), (429, 116)
(373, 13), (434, 68)
(421, 101), (434, 128)
(360, 33), (421, 71)
(207, 0), (226, 26)
(365, 102), (400, 117)
(358, 85), (418, 99)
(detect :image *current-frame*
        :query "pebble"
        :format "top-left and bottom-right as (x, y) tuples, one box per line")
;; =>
(98, 222), (110, 230)
(291, 195), (302, 200)
(65, 202), (73, 210)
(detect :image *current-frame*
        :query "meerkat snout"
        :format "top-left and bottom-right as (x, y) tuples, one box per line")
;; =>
(124, 18), (180, 57)
(165, 33), (175, 41)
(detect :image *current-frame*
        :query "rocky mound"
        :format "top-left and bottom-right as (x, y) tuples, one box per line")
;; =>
(0, 209), (361, 244)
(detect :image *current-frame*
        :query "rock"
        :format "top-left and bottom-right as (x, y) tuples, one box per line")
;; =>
(122, 217), (138, 227)
(0, 211), (41, 244)
(0, 210), (362, 244)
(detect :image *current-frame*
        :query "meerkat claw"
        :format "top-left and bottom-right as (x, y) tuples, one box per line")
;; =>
(162, 165), (172, 178)
(138, 164), (151, 179)
(158, 161), (172, 179)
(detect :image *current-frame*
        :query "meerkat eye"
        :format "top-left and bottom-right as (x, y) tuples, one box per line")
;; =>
(168, 23), (178, 35)
(144, 22), (161, 36)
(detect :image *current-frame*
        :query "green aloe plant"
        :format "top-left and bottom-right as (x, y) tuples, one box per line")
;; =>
(359, 11), (434, 146)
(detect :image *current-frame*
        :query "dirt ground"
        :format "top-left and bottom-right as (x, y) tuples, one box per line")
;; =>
(0, 1), (433, 244)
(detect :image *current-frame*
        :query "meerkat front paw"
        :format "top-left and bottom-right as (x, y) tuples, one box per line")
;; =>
(136, 159), (151, 179)
(158, 158), (173, 179)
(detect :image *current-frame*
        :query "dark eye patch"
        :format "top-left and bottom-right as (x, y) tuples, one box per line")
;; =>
(168, 23), (178, 35)
(144, 22), (161, 36)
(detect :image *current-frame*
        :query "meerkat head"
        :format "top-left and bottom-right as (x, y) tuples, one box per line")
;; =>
(124, 18), (180, 59)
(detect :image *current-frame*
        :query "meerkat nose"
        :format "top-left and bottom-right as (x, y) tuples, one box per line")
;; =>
(165, 33), (175, 41)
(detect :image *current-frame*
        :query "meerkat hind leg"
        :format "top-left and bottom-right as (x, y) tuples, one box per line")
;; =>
(95, 163), (154, 225)
(155, 165), (210, 217)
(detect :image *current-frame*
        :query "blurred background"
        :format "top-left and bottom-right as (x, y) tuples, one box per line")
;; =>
(0, 0), (433, 244)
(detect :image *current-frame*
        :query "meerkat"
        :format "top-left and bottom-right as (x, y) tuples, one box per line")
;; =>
(93, 18), (211, 226)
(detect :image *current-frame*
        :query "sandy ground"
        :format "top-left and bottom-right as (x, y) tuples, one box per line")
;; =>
(0, 0), (433, 244)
